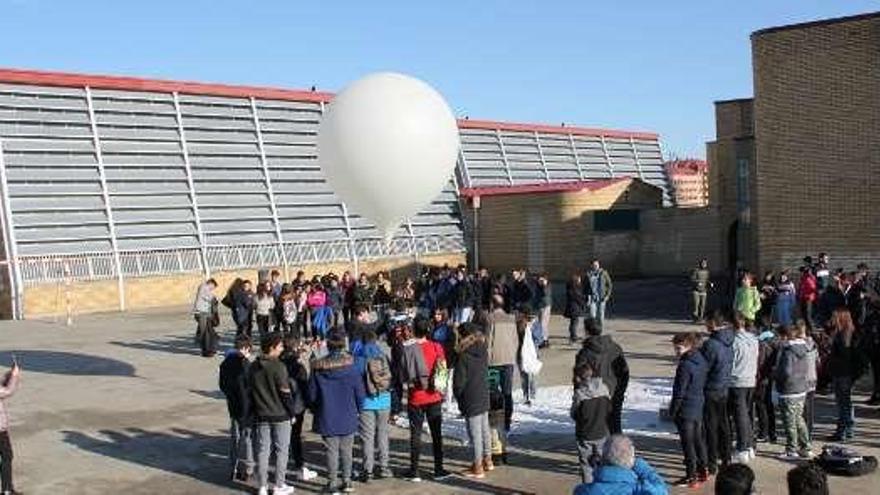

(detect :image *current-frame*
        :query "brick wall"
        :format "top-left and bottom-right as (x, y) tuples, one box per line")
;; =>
(467, 178), (663, 280)
(752, 15), (880, 272)
(21, 252), (465, 319)
(639, 207), (724, 276)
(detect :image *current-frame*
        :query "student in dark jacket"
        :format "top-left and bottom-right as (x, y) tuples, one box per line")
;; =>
(280, 335), (318, 482)
(565, 273), (589, 343)
(571, 357), (612, 485)
(670, 332), (709, 488)
(233, 280), (256, 337)
(249, 332), (296, 495)
(308, 329), (366, 494)
(510, 270), (535, 314)
(700, 312), (734, 472)
(827, 308), (865, 441)
(575, 318), (629, 435)
(219, 335), (255, 482)
(453, 323), (492, 479)
(755, 321), (780, 443)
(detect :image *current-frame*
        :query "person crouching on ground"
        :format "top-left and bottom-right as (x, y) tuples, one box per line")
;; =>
(453, 323), (493, 479)
(352, 330), (394, 483)
(249, 332), (296, 495)
(572, 435), (667, 495)
(571, 357), (611, 485)
(308, 328), (365, 494)
(1, 359), (21, 495)
(670, 332), (709, 489)
(219, 335), (255, 483)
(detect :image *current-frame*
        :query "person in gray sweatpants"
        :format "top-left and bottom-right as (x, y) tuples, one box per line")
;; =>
(353, 330), (394, 481)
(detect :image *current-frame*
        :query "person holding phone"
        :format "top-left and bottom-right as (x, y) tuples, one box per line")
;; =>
(1, 357), (21, 495)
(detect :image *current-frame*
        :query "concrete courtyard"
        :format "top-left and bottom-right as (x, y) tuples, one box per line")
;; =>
(1, 278), (878, 494)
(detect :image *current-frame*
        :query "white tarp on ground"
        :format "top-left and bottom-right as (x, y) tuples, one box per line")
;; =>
(395, 377), (676, 444)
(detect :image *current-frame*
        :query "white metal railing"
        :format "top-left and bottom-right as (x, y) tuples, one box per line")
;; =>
(15, 234), (466, 286)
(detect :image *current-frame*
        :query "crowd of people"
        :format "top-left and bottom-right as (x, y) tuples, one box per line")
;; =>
(185, 252), (880, 495)
(198, 264), (565, 495)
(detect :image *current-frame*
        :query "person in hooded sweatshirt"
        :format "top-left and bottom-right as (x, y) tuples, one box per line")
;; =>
(774, 324), (813, 460)
(453, 323), (493, 479)
(219, 335), (255, 483)
(571, 357), (612, 485)
(670, 331), (709, 489)
(308, 328), (366, 494)
(729, 314), (759, 464)
(700, 311), (734, 473)
(575, 318), (629, 435)
(352, 330), (393, 482)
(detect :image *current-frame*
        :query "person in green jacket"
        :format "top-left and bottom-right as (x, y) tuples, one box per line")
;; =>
(690, 259), (713, 323)
(734, 273), (762, 324)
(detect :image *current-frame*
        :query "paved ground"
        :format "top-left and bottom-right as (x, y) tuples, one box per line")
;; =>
(2, 278), (879, 494)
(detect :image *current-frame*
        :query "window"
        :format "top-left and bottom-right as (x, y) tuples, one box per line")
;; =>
(593, 210), (640, 231)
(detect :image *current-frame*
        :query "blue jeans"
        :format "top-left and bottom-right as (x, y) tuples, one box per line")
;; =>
(255, 421), (291, 488)
(230, 419), (255, 474)
(589, 299), (607, 331)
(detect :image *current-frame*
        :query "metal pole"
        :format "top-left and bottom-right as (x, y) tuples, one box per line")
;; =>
(0, 138), (22, 319)
(173, 91), (210, 278)
(599, 135), (615, 178)
(85, 86), (126, 311)
(630, 136), (646, 182)
(534, 131), (550, 183)
(496, 129), (514, 185)
(64, 261), (72, 327)
(568, 133), (584, 181)
(457, 148), (473, 188)
(472, 196), (480, 269)
(251, 97), (289, 280)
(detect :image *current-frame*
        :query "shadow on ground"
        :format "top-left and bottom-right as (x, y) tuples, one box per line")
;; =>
(0, 350), (137, 377)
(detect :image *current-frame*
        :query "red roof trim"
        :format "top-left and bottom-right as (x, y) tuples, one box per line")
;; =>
(459, 177), (630, 198)
(0, 67), (334, 103)
(0, 68), (660, 139)
(458, 119), (659, 141)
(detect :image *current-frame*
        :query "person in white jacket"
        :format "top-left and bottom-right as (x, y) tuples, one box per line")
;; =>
(730, 315), (759, 463)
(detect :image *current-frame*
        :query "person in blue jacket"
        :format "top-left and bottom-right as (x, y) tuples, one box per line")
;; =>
(352, 330), (394, 482)
(308, 328), (366, 494)
(670, 332), (709, 489)
(700, 311), (734, 473)
(573, 435), (668, 495)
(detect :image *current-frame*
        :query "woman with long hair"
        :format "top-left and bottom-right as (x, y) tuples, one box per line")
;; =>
(827, 308), (865, 441)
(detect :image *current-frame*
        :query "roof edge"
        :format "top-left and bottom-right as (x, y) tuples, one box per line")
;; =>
(751, 11), (880, 38)
(459, 177), (636, 198)
(0, 67), (334, 102)
(458, 118), (659, 140)
(713, 97), (753, 105)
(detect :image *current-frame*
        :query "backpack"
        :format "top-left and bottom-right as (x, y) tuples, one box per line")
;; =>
(817, 445), (878, 477)
(365, 355), (392, 395)
(488, 368), (504, 411)
(430, 356), (450, 394)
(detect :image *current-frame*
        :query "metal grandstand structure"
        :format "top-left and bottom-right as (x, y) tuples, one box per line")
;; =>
(0, 68), (668, 319)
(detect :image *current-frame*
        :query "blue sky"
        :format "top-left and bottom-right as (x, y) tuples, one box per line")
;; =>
(1, 1), (876, 158)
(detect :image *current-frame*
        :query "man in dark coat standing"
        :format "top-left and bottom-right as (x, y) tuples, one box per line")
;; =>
(700, 311), (734, 473)
(575, 318), (629, 435)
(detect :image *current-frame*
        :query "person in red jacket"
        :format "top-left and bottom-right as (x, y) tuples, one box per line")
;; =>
(402, 317), (450, 482)
(799, 266), (818, 332)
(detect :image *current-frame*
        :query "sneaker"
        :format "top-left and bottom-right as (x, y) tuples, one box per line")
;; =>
(357, 471), (372, 483)
(376, 468), (394, 479)
(404, 471), (422, 483)
(673, 476), (697, 488)
(463, 463), (486, 479)
(845, 429), (854, 440)
(297, 466), (319, 481)
(829, 430), (846, 442)
(697, 468), (711, 483)
(798, 449), (815, 459)
(482, 456), (495, 472)
(323, 484), (340, 495)
(274, 485), (295, 495)
(755, 435), (768, 443)
(341, 482), (355, 493)
(749, 448), (756, 460)
(258, 487), (269, 495)
(778, 449), (800, 460)
(867, 395), (880, 406)
(433, 469), (453, 480)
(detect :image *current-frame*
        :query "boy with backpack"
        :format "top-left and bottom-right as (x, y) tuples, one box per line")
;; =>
(309, 328), (366, 494)
(280, 335), (318, 482)
(401, 317), (449, 482)
(219, 335), (255, 483)
(571, 357), (612, 485)
(353, 330), (394, 482)
(453, 323), (493, 479)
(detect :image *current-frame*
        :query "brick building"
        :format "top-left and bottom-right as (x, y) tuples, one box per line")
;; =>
(709, 12), (880, 273)
(666, 159), (709, 207)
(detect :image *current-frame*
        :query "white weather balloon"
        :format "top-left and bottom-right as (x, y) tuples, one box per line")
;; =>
(318, 72), (461, 240)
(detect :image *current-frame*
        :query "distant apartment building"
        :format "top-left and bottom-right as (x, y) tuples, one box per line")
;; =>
(666, 159), (708, 207)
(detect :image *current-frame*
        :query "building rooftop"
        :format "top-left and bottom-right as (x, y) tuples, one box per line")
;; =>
(751, 11), (880, 38)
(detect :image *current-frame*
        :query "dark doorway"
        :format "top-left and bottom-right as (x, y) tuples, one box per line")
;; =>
(727, 220), (739, 275)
